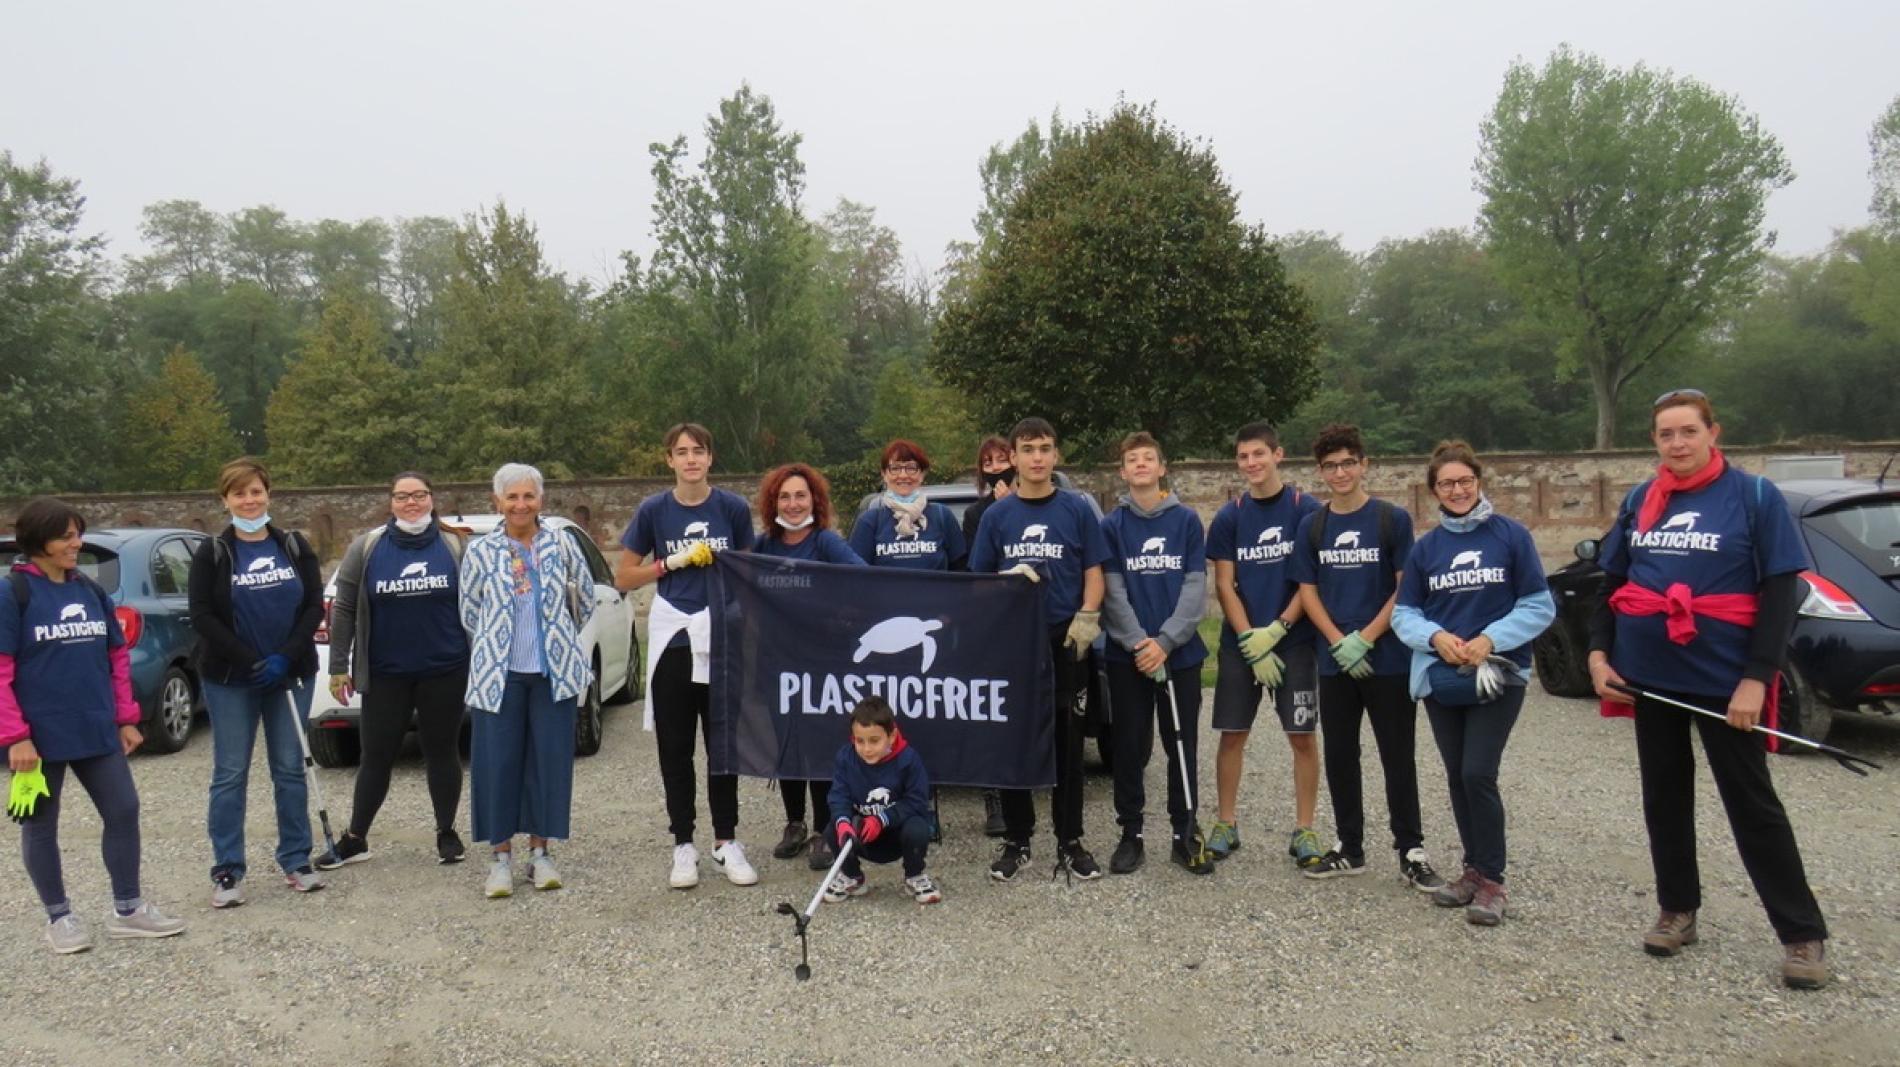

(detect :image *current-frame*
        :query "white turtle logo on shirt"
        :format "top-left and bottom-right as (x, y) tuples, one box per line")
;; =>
(58, 603), (87, 622)
(1450, 550), (1484, 570)
(1333, 530), (1361, 549)
(854, 616), (945, 673)
(682, 521), (711, 539)
(400, 561), (430, 578)
(1661, 512), (1700, 532)
(1140, 536), (1167, 554)
(1021, 524), (1049, 542)
(1256, 526), (1284, 544)
(247, 555), (278, 572)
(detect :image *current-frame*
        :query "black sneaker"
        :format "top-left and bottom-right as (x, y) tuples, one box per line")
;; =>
(1171, 833), (1215, 876)
(772, 820), (810, 860)
(1399, 848), (1446, 892)
(982, 790), (1007, 838)
(314, 833), (369, 870)
(1109, 834), (1144, 874)
(989, 841), (1033, 883)
(436, 828), (466, 865)
(1056, 840), (1103, 881)
(1303, 848), (1368, 879)
(807, 833), (836, 872)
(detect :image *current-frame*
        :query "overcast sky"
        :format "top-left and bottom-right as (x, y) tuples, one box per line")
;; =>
(6, 1), (1894, 286)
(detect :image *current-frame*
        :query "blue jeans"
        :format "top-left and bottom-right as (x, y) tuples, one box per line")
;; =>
(205, 679), (314, 881)
(470, 673), (575, 845)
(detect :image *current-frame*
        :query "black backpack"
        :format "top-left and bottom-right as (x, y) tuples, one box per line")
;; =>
(9, 568), (115, 626)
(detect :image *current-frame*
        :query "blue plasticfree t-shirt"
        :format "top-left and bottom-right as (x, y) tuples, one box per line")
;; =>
(756, 529), (865, 565)
(230, 536), (304, 674)
(621, 487), (757, 621)
(1205, 486), (1321, 655)
(849, 503), (967, 571)
(1597, 468), (1809, 700)
(1290, 499), (1415, 677)
(364, 524), (467, 678)
(0, 570), (124, 761)
(1397, 515), (1548, 671)
(1101, 502), (1208, 670)
(969, 490), (1112, 627)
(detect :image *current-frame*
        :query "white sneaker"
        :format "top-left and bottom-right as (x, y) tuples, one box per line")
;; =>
(484, 857), (514, 899)
(711, 840), (759, 886)
(46, 914), (93, 955)
(529, 853), (563, 891)
(669, 843), (700, 890)
(104, 901), (187, 939)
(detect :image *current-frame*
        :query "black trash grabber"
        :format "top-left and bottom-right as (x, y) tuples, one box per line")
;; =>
(775, 833), (856, 981)
(1609, 682), (1883, 776)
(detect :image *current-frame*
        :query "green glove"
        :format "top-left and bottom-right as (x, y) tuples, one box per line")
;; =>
(8, 764), (50, 822)
(1147, 662), (1170, 685)
(1237, 620), (1289, 664)
(1331, 630), (1375, 678)
(1250, 650), (1285, 689)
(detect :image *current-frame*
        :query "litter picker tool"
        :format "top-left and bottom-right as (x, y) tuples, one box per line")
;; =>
(775, 834), (856, 981)
(1609, 682), (1882, 776)
(286, 681), (341, 855)
(1154, 674), (1196, 814)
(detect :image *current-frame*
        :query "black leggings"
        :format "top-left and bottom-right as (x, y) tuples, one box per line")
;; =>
(780, 780), (831, 828)
(349, 669), (467, 838)
(1318, 672), (1423, 859)
(653, 644), (739, 845)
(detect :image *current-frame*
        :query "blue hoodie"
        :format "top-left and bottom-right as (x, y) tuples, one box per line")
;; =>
(825, 727), (932, 833)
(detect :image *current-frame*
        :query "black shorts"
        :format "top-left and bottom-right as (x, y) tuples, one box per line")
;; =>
(1211, 640), (1318, 734)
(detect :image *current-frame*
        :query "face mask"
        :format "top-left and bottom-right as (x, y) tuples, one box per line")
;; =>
(884, 489), (923, 505)
(232, 513), (271, 534)
(775, 514), (814, 531)
(394, 517), (431, 535)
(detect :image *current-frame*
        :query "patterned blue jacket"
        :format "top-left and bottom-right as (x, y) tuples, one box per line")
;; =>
(459, 523), (596, 712)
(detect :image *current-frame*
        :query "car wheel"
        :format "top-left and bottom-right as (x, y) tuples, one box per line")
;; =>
(575, 671), (604, 757)
(141, 666), (198, 754)
(605, 617), (639, 705)
(309, 724), (361, 769)
(1532, 625), (1594, 699)
(1775, 665), (1833, 752)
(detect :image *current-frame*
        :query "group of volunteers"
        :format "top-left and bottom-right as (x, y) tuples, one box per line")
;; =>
(1, 389), (1833, 989)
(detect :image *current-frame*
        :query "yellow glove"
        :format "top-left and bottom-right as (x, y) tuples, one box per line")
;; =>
(1064, 609), (1101, 660)
(8, 764), (50, 822)
(665, 541), (715, 571)
(1237, 620), (1289, 664)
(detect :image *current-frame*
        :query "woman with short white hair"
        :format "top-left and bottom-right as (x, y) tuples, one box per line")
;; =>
(459, 463), (596, 899)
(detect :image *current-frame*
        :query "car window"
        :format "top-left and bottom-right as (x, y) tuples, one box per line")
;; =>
(564, 528), (612, 584)
(153, 538), (195, 596)
(0, 538), (120, 593)
(1807, 498), (1900, 578)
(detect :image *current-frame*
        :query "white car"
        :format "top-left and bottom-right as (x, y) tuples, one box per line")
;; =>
(308, 515), (640, 768)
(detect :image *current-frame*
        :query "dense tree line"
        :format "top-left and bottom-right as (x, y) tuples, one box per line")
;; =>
(3, 58), (1897, 499)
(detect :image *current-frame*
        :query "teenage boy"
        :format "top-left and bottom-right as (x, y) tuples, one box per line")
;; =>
(823, 697), (941, 905)
(1290, 424), (1443, 890)
(1099, 432), (1213, 876)
(969, 417), (1112, 882)
(1205, 421), (1325, 868)
(615, 423), (760, 891)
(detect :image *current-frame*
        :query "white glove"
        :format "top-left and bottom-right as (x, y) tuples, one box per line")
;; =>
(664, 542), (714, 572)
(1002, 563), (1040, 583)
(1064, 609), (1101, 660)
(1473, 656), (1516, 702)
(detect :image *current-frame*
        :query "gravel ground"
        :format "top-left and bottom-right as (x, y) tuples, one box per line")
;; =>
(3, 687), (1897, 1066)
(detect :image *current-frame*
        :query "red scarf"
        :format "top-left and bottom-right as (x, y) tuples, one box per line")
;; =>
(1598, 580), (1782, 750)
(1636, 448), (1726, 533)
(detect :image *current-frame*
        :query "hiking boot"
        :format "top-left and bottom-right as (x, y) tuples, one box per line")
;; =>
(669, 843), (700, 890)
(1287, 827), (1324, 870)
(808, 833), (836, 871)
(1466, 876), (1507, 926)
(105, 902), (187, 939)
(822, 871), (867, 904)
(1109, 833), (1144, 874)
(1057, 840), (1103, 881)
(1206, 820), (1241, 859)
(772, 820), (810, 860)
(989, 841), (1032, 883)
(1782, 941), (1828, 990)
(711, 841), (759, 886)
(46, 914), (92, 955)
(529, 853), (563, 891)
(1400, 848), (1445, 892)
(210, 873), (245, 909)
(437, 828), (467, 865)
(314, 832), (370, 871)
(982, 790), (1007, 838)
(1172, 833), (1216, 876)
(283, 866), (327, 893)
(905, 873), (944, 905)
(1304, 847), (1367, 880)
(485, 857), (514, 899)
(1643, 910), (1699, 957)
(1434, 866), (1482, 908)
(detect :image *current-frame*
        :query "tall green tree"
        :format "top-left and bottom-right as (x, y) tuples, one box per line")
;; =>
(113, 348), (239, 490)
(940, 113), (1080, 303)
(266, 295), (411, 485)
(1476, 45), (1793, 447)
(813, 197), (935, 463)
(0, 152), (116, 493)
(1871, 94), (1900, 233)
(391, 215), (460, 366)
(933, 104), (1320, 460)
(638, 84), (841, 469)
(226, 205), (307, 299)
(128, 199), (227, 289)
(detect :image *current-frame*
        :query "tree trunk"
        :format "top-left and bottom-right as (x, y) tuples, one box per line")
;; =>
(1591, 365), (1619, 450)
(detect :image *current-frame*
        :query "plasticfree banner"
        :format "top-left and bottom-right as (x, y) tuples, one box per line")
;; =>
(707, 550), (1054, 789)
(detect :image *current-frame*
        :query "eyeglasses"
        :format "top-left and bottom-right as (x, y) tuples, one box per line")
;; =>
(1434, 476), (1478, 493)
(884, 463), (922, 475)
(1654, 387), (1707, 407)
(1318, 458), (1362, 475)
(391, 491), (433, 503)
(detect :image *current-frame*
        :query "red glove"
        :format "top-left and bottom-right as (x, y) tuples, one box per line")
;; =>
(858, 815), (884, 845)
(833, 819), (858, 847)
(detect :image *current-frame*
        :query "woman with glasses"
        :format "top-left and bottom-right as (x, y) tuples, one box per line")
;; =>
(1588, 388), (1830, 989)
(318, 472), (471, 870)
(1392, 442), (1554, 925)
(849, 440), (967, 573)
